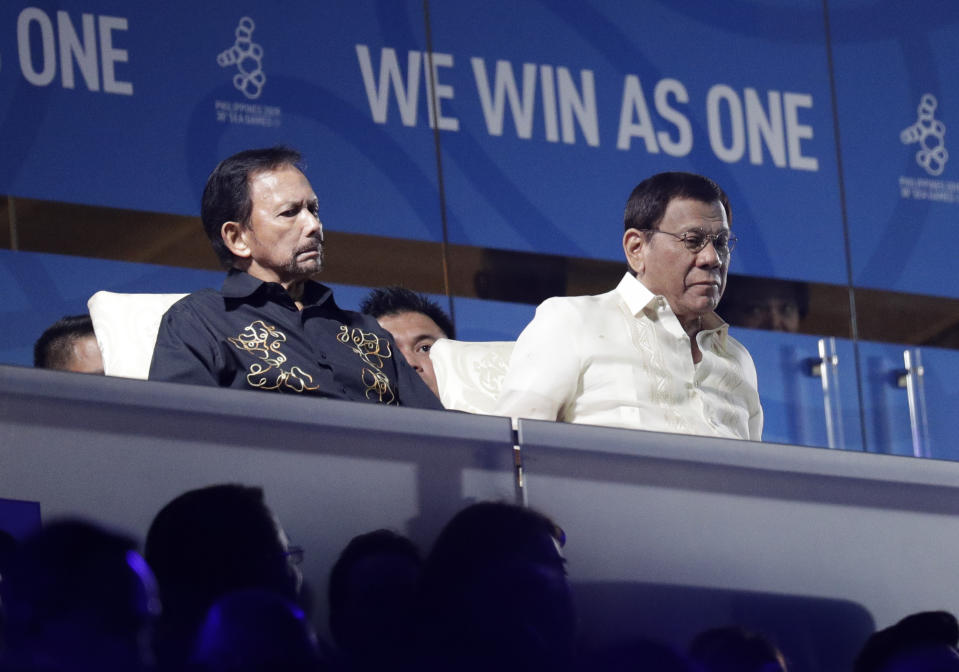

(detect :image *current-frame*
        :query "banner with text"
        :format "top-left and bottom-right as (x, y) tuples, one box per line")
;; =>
(0, 0), (913, 287)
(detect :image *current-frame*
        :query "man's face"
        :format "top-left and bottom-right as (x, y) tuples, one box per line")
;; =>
(735, 294), (801, 332)
(64, 335), (105, 374)
(239, 165), (324, 286)
(376, 311), (447, 398)
(629, 198), (730, 323)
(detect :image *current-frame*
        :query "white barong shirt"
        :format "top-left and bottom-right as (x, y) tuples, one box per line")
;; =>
(495, 273), (763, 440)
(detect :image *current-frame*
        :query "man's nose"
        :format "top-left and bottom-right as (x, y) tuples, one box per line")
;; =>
(401, 346), (423, 371)
(304, 212), (322, 238)
(697, 239), (722, 267)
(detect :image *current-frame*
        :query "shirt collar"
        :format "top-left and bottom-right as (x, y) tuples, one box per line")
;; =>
(222, 268), (268, 299)
(616, 272), (659, 315)
(615, 272), (729, 346)
(221, 269), (335, 309)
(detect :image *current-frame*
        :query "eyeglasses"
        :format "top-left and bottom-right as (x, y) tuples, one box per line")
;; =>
(283, 546), (305, 565)
(647, 228), (737, 254)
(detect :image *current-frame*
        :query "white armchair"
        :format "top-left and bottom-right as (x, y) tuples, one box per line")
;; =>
(429, 338), (515, 415)
(87, 291), (187, 379)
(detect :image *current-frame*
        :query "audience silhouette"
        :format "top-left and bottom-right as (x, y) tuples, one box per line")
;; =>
(0, 519), (158, 672)
(0, 495), (951, 672)
(327, 529), (422, 672)
(416, 500), (576, 672)
(144, 484), (302, 672)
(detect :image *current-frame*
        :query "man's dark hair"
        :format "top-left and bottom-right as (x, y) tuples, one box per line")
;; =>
(359, 286), (456, 339)
(201, 146), (303, 268)
(623, 172), (731, 232)
(34, 314), (95, 369)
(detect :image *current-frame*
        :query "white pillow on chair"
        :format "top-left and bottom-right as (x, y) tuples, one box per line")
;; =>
(87, 291), (187, 379)
(429, 338), (515, 415)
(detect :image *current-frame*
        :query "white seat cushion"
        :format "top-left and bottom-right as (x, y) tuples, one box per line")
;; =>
(429, 338), (515, 415)
(87, 291), (187, 379)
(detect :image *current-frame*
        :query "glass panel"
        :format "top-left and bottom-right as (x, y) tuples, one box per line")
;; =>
(729, 329), (863, 450)
(858, 341), (959, 460)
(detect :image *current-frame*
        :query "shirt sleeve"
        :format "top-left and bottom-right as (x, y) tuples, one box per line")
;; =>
(732, 337), (764, 441)
(494, 298), (582, 421)
(148, 302), (223, 386)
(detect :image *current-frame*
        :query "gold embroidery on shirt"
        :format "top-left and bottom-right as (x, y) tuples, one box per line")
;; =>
(229, 320), (320, 392)
(336, 326), (396, 404)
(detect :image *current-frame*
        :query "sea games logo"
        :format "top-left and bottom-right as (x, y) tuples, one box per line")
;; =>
(214, 17), (281, 128)
(218, 16), (266, 99)
(899, 93), (958, 204)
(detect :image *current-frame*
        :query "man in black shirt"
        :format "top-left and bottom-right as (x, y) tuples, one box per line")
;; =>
(149, 147), (442, 410)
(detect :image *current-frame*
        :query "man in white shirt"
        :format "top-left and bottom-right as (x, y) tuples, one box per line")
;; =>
(495, 172), (763, 440)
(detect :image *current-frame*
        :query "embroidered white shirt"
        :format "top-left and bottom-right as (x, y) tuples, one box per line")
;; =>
(495, 273), (763, 440)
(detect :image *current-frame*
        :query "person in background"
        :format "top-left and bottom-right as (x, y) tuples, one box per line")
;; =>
(720, 276), (808, 333)
(416, 501), (575, 672)
(0, 518), (159, 672)
(33, 314), (104, 374)
(360, 287), (454, 398)
(328, 529), (424, 672)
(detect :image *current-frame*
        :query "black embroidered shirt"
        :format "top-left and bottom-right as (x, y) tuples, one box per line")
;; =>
(148, 270), (443, 410)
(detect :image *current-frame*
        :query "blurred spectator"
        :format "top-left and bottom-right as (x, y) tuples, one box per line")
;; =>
(189, 588), (323, 672)
(360, 287), (454, 398)
(33, 315), (104, 374)
(854, 611), (959, 672)
(327, 529), (423, 672)
(145, 484), (303, 672)
(720, 276), (808, 333)
(689, 626), (788, 672)
(0, 518), (159, 672)
(417, 501), (575, 672)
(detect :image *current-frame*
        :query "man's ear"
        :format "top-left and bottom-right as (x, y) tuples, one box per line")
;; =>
(623, 228), (647, 276)
(221, 221), (252, 259)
